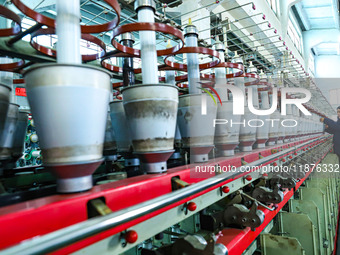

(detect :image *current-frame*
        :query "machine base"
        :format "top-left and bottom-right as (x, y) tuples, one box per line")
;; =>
(137, 150), (174, 173)
(239, 146), (253, 152)
(190, 146), (214, 163)
(219, 150), (235, 157)
(255, 143), (266, 149)
(57, 175), (93, 193)
(45, 159), (103, 193)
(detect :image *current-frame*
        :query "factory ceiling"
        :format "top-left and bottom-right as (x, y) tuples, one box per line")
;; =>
(294, 0), (340, 55)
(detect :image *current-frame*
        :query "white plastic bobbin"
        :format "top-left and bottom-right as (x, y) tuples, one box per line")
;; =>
(184, 20), (200, 94)
(165, 40), (176, 86)
(233, 52), (245, 104)
(56, 0), (81, 64)
(135, 0), (158, 84)
(213, 41), (226, 79)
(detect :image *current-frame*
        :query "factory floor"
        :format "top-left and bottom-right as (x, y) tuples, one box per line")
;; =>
(322, 153), (340, 255)
(337, 234), (340, 254)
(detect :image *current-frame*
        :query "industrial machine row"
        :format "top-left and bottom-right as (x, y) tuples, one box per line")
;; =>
(0, 0), (338, 254)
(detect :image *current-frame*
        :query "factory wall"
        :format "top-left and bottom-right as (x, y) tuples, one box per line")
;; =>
(315, 55), (340, 120)
(315, 55), (340, 78)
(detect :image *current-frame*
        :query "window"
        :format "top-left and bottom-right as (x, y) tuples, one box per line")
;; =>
(329, 89), (340, 105)
(308, 52), (315, 75)
(266, 0), (280, 16)
(287, 13), (303, 54)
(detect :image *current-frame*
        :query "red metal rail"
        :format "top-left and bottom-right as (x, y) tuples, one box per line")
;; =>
(333, 200), (340, 255)
(217, 146), (330, 255)
(0, 135), (328, 253)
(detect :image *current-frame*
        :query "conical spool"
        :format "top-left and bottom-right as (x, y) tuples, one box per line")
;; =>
(24, 64), (111, 193)
(177, 93), (217, 162)
(122, 84), (178, 173)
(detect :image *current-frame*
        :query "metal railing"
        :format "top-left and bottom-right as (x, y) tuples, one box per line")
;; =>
(1, 135), (330, 255)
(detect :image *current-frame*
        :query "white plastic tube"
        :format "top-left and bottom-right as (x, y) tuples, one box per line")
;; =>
(222, 26), (228, 51)
(165, 56), (176, 85)
(138, 7), (158, 84)
(215, 51), (226, 86)
(56, 0), (81, 64)
(261, 91), (270, 109)
(165, 58), (181, 142)
(250, 85), (259, 108)
(234, 77), (246, 106)
(215, 50), (228, 101)
(186, 35), (200, 94)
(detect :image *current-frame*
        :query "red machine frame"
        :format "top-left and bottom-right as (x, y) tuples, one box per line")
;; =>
(0, 135), (330, 254)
